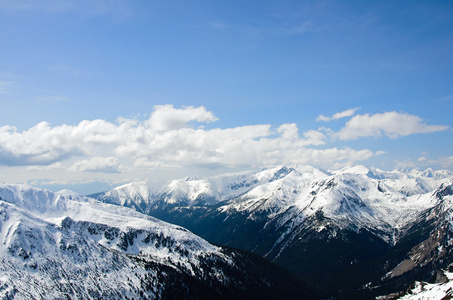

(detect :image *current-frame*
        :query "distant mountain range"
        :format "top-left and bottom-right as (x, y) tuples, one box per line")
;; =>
(0, 183), (319, 299)
(92, 165), (453, 298)
(2, 165), (452, 299)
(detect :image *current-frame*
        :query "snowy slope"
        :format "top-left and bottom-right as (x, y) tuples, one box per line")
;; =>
(0, 183), (219, 257)
(381, 179), (453, 280)
(212, 165), (450, 241)
(333, 165), (450, 196)
(97, 165), (450, 228)
(0, 183), (314, 299)
(93, 165), (453, 254)
(97, 165), (329, 211)
(0, 183), (223, 299)
(398, 270), (453, 299)
(92, 165), (453, 296)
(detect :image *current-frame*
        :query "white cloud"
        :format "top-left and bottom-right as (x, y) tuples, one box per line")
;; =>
(438, 156), (453, 168)
(0, 119), (124, 166)
(394, 159), (418, 170)
(0, 122), (81, 166)
(415, 156), (453, 169)
(69, 157), (122, 173)
(334, 111), (449, 140)
(395, 155), (453, 171)
(146, 104), (218, 131)
(316, 115), (330, 122)
(27, 162), (64, 171)
(316, 107), (359, 122)
(302, 130), (327, 145)
(0, 105), (379, 171)
(7, 106), (448, 177)
(277, 123), (299, 140)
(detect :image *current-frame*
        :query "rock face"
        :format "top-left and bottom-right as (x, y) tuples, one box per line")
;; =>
(94, 165), (453, 298)
(0, 183), (319, 300)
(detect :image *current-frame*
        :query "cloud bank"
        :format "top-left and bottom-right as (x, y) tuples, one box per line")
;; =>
(334, 112), (449, 140)
(69, 157), (122, 173)
(0, 105), (448, 177)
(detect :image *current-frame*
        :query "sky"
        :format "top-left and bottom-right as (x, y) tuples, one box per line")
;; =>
(0, 0), (452, 194)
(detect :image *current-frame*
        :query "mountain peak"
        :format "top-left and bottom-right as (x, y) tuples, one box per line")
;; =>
(433, 178), (453, 201)
(56, 189), (82, 197)
(334, 165), (376, 177)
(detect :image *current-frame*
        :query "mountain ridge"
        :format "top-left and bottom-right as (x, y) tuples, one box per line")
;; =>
(92, 164), (453, 298)
(0, 182), (320, 299)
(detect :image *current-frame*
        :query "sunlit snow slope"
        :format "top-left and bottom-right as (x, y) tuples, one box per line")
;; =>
(0, 183), (318, 299)
(94, 165), (453, 298)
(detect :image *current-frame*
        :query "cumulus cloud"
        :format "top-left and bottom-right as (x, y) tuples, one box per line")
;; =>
(69, 157), (122, 173)
(0, 119), (122, 166)
(409, 156), (453, 170)
(316, 107), (359, 122)
(0, 105), (378, 171)
(27, 162), (64, 171)
(4, 105), (447, 175)
(146, 104), (218, 131)
(438, 156), (453, 168)
(334, 111), (449, 140)
(0, 122), (80, 166)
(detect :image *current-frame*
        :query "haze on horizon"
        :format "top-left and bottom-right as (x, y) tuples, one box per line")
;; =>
(0, 0), (452, 194)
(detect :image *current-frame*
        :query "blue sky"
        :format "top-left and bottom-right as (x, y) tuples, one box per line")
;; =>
(0, 0), (452, 194)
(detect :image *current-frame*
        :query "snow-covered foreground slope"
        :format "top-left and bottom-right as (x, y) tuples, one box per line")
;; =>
(0, 183), (318, 299)
(0, 183), (220, 261)
(398, 270), (453, 299)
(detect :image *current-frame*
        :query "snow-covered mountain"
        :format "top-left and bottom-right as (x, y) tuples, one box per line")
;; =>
(96, 165), (328, 211)
(95, 164), (451, 244)
(98, 164), (449, 215)
(0, 183), (318, 299)
(93, 164), (453, 298)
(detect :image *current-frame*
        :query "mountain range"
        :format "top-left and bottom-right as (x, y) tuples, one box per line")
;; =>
(92, 165), (453, 298)
(0, 183), (319, 299)
(2, 164), (452, 299)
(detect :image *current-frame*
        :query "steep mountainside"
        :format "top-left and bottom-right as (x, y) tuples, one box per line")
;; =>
(0, 183), (319, 300)
(372, 179), (453, 298)
(397, 268), (453, 299)
(93, 165), (453, 298)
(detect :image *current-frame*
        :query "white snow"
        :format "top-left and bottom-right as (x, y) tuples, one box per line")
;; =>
(0, 164), (452, 299)
(399, 271), (453, 299)
(0, 182), (232, 299)
(96, 165), (452, 247)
